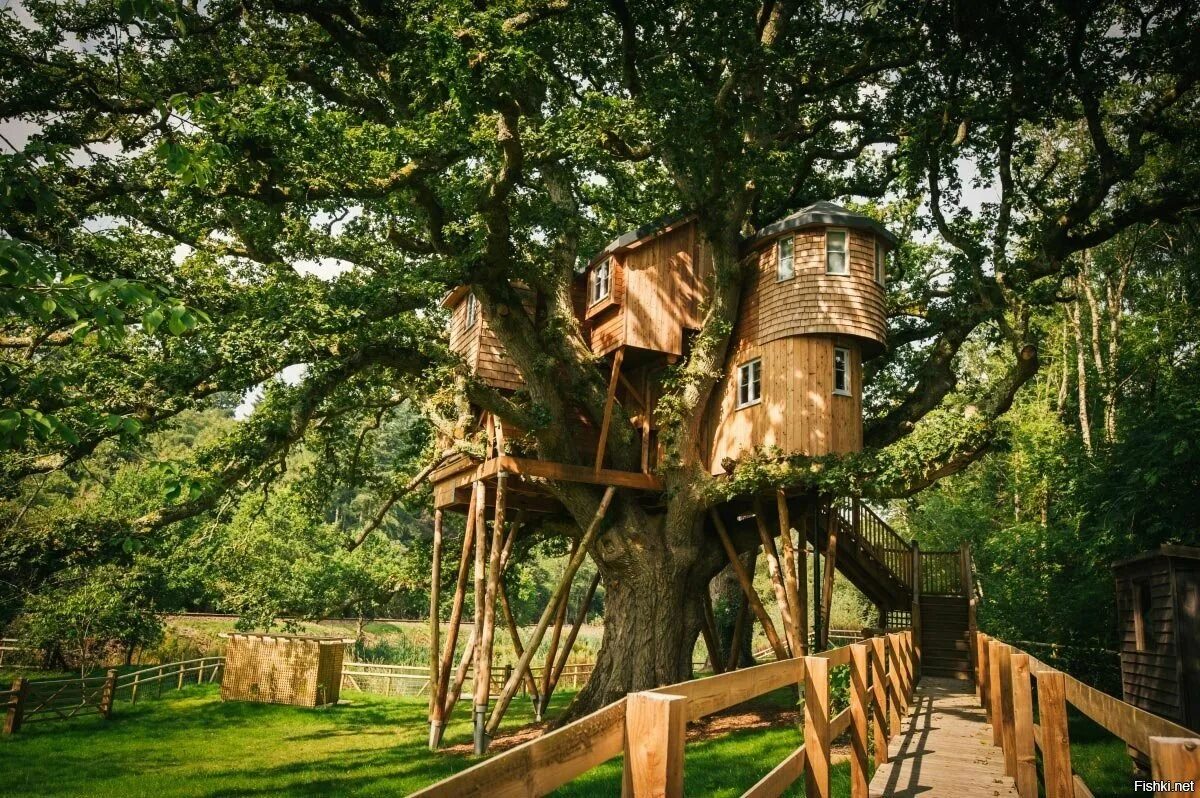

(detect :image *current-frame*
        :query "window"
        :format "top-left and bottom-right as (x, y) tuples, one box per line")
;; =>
(737, 359), (762, 408)
(777, 236), (795, 281)
(1133, 580), (1152, 651)
(465, 292), (478, 329)
(826, 229), (849, 275)
(590, 258), (612, 305)
(833, 347), (851, 396)
(874, 239), (886, 284)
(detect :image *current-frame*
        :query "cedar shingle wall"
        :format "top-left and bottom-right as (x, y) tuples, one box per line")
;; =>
(1116, 563), (1183, 722)
(447, 290), (533, 392)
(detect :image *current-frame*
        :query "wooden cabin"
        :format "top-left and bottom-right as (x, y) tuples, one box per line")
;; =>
(1113, 545), (1200, 732)
(435, 201), (895, 508)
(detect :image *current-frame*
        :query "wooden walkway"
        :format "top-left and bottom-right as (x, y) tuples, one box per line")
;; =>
(869, 677), (1018, 798)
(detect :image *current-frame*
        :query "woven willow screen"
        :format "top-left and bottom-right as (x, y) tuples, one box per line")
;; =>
(220, 633), (351, 707)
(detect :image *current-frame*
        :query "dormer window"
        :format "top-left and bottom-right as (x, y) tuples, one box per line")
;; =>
(874, 240), (886, 284)
(833, 347), (851, 395)
(737, 358), (762, 408)
(465, 291), (478, 329)
(590, 258), (612, 305)
(826, 229), (849, 275)
(777, 236), (794, 281)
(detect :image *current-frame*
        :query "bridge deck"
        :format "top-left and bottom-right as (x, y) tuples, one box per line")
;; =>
(869, 677), (1018, 798)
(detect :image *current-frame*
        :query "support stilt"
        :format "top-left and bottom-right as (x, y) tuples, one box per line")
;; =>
(431, 490), (477, 748)
(813, 512), (823, 651)
(820, 501), (838, 651)
(546, 571), (602, 706)
(593, 348), (624, 474)
(724, 599), (749, 672)
(699, 585), (724, 673)
(474, 470), (506, 754)
(777, 490), (807, 656)
(710, 510), (789, 661)
(498, 575), (541, 707)
(753, 497), (799, 657)
(427, 508), (443, 749)
(485, 487), (616, 738)
(797, 505), (811, 655)
(470, 479), (487, 751)
(538, 558), (574, 720)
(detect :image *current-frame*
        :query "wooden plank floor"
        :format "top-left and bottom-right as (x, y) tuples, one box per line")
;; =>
(869, 677), (1018, 797)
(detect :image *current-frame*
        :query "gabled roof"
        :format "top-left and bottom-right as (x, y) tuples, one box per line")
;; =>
(586, 210), (695, 269)
(745, 201), (900, 248)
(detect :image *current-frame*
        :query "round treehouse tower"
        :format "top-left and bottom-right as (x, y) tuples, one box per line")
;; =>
(705, 201), (894, 474)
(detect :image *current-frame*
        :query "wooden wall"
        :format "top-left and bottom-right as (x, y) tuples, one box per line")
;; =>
(447, 289), (532, 392)
(220, 635), (346, 707)
(1116, 559), (1185, 724)
(705, 336), (863, 474)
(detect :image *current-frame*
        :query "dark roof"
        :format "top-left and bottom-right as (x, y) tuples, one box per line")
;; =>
(585, 201), (898, 269)
(744, 201), (900, 248)
(1112, 544), (1200, 571)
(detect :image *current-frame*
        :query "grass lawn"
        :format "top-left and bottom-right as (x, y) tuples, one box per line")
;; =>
(1067, 708), (1137, 798)
(0, 683), (853, 797)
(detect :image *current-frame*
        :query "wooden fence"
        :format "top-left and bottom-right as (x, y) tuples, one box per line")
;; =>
(975, 633), (1200, 797)
(0, 638), (26, 668)
(410, 631), (916, 798)
(2, 656), (224, 735)
(342, 661), (596, 699)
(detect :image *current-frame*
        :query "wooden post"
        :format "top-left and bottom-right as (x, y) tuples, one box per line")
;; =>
(819, 504), (838, 651)
(470, 480), (488, 751)
(724, 600), (749, 672)
(709, 509), (788, 661)
(849, 643), (870, 798)
(498, 576), (541, 706)
(622, 692), (686, 798)
(886, 634), (902, 734)
(754, 497), (799, 657)
(870, 636), (889, 761)
(157, 665), (163, 698)
(594, 347), (624, 473)
(813, 515), (823, 651)
(903, 631), (915, 701)
(3, 677), (26, 735)
(960, 542), (976, 672)
(1037, 670), (1074, 798)
(988, 639), (1003, 747)
(178, 662), (185, 690)
(797, 505), (811, 655)
(1150, 737), (1200, 796)
(428, 508), (444, 731)
(1010, 652), (1037, 797)
(910, 540), (921, 680)
(432, 488), (475, 748)
(486, 487), (616, 737)
(547, 572), (602, 701)
(804, 656), (831, 798)
(777, 490), (807, 657)
(539, 544), (577, 719)
(998, 643), (1017, 777)
(131, 673), (141, 704)
(475, 471), (507, 753)
(699, 586), (723, 673)
(442, 627), (478, 721)
(979, 633), (991, 715)
(100, 669), (117, 719)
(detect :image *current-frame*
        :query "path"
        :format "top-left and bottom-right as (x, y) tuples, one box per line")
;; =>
(869, 677), (1018, 798)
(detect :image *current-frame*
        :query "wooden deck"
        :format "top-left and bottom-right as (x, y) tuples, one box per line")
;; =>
(869, 677), (1017, 798)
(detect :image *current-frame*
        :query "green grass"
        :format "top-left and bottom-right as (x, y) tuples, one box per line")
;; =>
(0, 684), (853, 797)
(1066, 708), (1135, 798)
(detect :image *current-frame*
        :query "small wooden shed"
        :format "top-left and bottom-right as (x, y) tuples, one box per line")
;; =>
(219, 633), (352, 708)
(1113, 545), (1200, 731)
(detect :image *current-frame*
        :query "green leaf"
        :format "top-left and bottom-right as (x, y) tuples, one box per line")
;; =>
(142, 308), (165, 334)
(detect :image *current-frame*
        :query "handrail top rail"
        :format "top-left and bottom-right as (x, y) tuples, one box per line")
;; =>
(117, 657), (225, 681)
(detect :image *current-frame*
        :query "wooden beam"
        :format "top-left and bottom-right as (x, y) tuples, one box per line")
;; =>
(548, 572), (602, 701)
(1011, 652), (1038, 798)
(442, 626), (477, 724)
(724, 599), (749, 672)
(1037, 670), (1074, 798)
(431, 489), (477, 747)
(486, 487), (616, 737)
(427, 508), (444, 745)
(622, 692), (686, 798)
(539, 543), (578, 718)
(489, 455), (662, 491)
(498, 575), (541, 706)
(475, 471), (507, 753)
(699, 586), (724, 674)
(1150, 738), (1200, 796)
(777, 491), (806, 656)
(796, 505), (811, 655)
(753, 497), (799, 657)
(594, 347), (625, 474)
(709, 510), (789, 661)
(804, 655), (831, 798)
(849, 643), (870, 798)
(870, 635), (889, 758)
(470, 480), (488, 751)
(820, 505), (838, 651)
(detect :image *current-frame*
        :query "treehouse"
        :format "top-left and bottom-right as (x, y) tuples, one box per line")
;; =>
(426, 203), (974, 754)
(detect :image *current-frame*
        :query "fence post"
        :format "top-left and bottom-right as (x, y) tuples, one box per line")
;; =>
(886, 634), (902, 735)
(177, 662), (185, 690)
(870, 636), (889, 761)
(804, 655), (831, 798)
(1037, 670), (1074, 798)
(157, 666), (163, 698)
(3, 677), (26, 735)
(998, 644), (1017, 777)
(622, 692), (686, 798)
(100, 669), (117, 719)
(850, 643), (870, 798)
(903, 630), (915, 699)
(987, 639), (1003, 746)
(910, 540), (921, 681)
(1150, 737), (1200, 796)
(976, 632), (988, 705)
(132, 673), (140, 704)
(1009, 653), (1037, 798)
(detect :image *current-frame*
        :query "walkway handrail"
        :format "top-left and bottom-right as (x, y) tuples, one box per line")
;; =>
(410, 631), (917, 798)
(834, 499), (914, 589)
(974, 633), (1200, 797)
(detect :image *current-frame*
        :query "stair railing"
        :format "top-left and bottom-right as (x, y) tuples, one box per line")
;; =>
(833, 498), (914, 590)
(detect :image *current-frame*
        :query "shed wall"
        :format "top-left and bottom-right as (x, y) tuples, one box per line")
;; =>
(1116, 560), (1185, 723)
(220, 636), (345, 707)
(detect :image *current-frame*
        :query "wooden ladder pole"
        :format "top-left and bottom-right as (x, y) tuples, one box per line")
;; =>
(776, 490), (806, 656)
(869, 636), (889, 758)
(1010, 652), (1038, 798)
(849, 643), (870, 798)
(753, 497), (799, 657)
(428, 508), (444, 734)
(485, 487), (616, 737)
(622, 692), (686, 798)
(804, 655), (832, 798)
(431, 488), (478, 748)
(1150, 737), (1200, 796)
(547, 571), (602, 701)
(987, 638), (1003, 747)
(1037, 670), (1074, 798)
(709, 509), (788, 661)
(475, 471), (507, 753)
(699, 584), (724, 673)
(594, 347), (624, 474)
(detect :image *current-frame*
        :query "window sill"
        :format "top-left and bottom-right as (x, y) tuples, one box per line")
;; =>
(736, 399), (762, 410)
(832, 389), (852, 397)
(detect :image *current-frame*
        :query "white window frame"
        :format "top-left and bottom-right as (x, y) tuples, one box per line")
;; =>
(590, 258), (612, 305)
(874, 239), (886, 285)
(776, 235), (795, 281)
(464, 291), (478, 329)
(833, 347), (851, 396)
(736, 358), (762, 408)
(825, 228), (849, 276)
